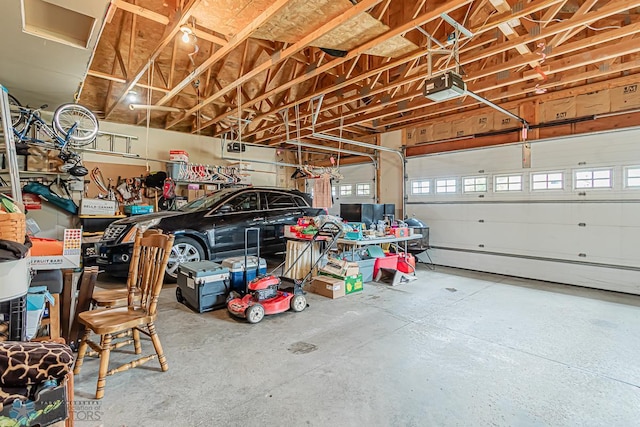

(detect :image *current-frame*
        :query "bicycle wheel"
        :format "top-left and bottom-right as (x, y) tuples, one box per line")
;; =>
(53, 103), (99, 146)
(0, 94), (25, 130)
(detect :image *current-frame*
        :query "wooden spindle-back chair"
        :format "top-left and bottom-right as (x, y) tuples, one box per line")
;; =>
(73, 230), (174, 399)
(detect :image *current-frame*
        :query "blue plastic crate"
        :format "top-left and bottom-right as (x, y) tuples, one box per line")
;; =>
(221, 256), (267, 291)
(124, 205), (154, 215)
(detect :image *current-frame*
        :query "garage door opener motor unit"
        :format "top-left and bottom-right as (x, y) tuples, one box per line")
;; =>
(423, 71), (466, 101)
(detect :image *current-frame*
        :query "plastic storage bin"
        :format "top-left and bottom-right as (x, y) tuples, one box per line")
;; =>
(357, 258), (376, 282)
(0, 294), (27, 341)
(177, 261), (230, 313)
(221, 256), (267, 292)
(0, 257), (30, 301)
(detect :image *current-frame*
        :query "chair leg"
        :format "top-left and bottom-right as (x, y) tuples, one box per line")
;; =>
(96, 333), (112, 399)
(73, 329), (91, 375)
(132, 327), (142, 354)
(148, 322), (168, 372)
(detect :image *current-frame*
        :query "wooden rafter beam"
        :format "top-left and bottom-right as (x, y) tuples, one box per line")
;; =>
(199, 0), (474, 134)
(112, 0), (169, 25)
(155, 0), (293, 116)
(103, 0), (204, 119)
(166, 0), (384, 130)
(549, 0), (599, 47)
(259, 25), (640, 143)
(247, 0), (571, 140)
(356, 41), (640, 131)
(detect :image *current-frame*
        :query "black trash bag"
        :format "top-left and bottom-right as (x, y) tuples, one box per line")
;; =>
(145, 171), (167, 189)
(0, 236), (31, 261)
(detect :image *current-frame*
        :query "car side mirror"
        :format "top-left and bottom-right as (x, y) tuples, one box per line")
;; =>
(218, 204), (234, 213)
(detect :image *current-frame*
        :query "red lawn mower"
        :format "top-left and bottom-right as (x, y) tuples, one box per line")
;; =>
(227, 221), (343, 324)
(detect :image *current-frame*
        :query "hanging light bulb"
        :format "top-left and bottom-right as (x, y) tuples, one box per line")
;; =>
(180, 25), (194, 43)
(126, 90), (138, 103)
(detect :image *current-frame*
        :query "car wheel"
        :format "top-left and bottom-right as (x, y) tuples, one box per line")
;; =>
(165, 236), (205, 282)
(245, 304), (265, 324)
(290, 295), (307, 312)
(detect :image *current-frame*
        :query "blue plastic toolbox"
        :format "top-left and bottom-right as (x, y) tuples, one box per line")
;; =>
(221, 256), (267, 291)
(177, 261), (230, 313)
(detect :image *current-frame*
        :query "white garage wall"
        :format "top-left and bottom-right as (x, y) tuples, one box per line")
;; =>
(83, 120), (278, 187)
(406, 127), (640, 294)
(326, 163), (376, 216)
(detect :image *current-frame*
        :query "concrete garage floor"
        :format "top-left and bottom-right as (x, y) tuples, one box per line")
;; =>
(73, 265), (640, 426)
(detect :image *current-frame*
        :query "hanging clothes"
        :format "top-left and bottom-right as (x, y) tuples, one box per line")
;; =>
(313, 174), (332, 209)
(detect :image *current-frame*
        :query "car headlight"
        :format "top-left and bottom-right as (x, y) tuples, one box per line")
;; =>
(121, 218), (162, 243)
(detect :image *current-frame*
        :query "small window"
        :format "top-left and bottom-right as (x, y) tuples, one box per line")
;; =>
(532, 172), (563, 190)
(436, 178), (457, 193)
(411, 180), (430, 195)
(495, 174), (522, 192)
(626, 167), (640, 187)
(575, 169), (612, 189)
(331, 186), (337, 197)
(463, 176), (487, 193)
(356, 183), (371, 196)
(340, 185), (353, 196)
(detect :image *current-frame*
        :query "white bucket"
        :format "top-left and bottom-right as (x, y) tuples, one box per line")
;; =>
(0, 257), (30, 301)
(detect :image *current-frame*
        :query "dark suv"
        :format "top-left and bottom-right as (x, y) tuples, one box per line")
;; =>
(96, 187), (322, 279)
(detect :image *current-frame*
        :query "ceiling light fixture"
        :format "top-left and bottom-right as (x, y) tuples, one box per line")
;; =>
(126, 90), (138, 103)
(180, 25), (194, 43)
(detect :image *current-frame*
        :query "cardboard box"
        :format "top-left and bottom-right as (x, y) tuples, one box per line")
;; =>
(432, 121), (453, 141)
(309, 276), (345, 299)
(492, 108), (520, 130)
(187, 189), (206, 201)
(467, 113), (494, 134)
(319, 272), (363, 295)
(391, 227), (409, 237)
(610, 83), (640, 111)
(27, 147), (61, 172)
(405, 128), (417, 145)
(80, 198), (118, 215)
(319, 258), (359, 277)
(541, 97), (577, 122)
(415, 125), (432, 143)
(30, 229), (82, 270)
(576, 90), (610, 116)
(451, 118), (469, 138)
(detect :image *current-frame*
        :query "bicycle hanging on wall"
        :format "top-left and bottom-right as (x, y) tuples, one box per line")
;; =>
(3, 94), (98, 176)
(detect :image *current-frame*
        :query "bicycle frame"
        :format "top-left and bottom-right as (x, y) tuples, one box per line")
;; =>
(13, 107), (78, 152)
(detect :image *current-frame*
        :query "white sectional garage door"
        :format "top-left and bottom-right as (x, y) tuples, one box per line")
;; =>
(406, 127), (640, 294)
(326, 163), (376, 216)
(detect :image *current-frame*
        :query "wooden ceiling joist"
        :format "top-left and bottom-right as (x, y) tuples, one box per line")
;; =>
(102, 0), (204, 119)
(79, 0), (640, 150)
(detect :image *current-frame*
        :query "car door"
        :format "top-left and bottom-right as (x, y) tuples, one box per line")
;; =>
(207, 191), (265, 259)
(263, 191), (305, 251)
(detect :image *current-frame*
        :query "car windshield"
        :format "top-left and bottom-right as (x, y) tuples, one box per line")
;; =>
(177, 188), (237, 212)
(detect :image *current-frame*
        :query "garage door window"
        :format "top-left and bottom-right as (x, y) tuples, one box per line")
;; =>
(495, 174), (522, 192)
(626, 167), (640, 188)
(532, 172), (563, 190)
(463, 176), (487, 193)
(340, 185), (353, 196)
(575, 169), (612, 189)
(436, 178), (457, 193)
(411, 180), (431, 194)
(356, 183), (371, 196)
